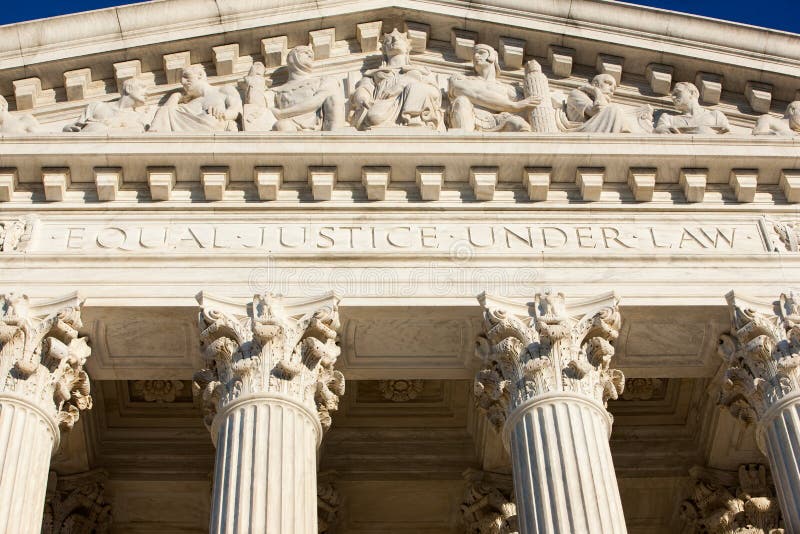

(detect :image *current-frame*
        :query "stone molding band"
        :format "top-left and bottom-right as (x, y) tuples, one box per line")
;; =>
(210, 391), (324, 448)
(501, 391), (613, 450)
(0, 392), (61, 452)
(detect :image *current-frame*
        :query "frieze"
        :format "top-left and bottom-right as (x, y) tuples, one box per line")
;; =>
(33, 221), (766, 255)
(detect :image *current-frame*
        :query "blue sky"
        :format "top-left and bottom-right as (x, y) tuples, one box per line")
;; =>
(0, 0), (798, 34)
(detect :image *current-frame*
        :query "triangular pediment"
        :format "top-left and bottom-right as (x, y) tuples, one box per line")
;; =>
(0, 0), (798, 129)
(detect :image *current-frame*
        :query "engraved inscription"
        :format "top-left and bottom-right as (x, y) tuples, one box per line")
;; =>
(40, 222), (765, 254)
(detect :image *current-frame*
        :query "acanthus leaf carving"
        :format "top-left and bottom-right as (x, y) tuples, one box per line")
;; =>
(679, 464), (784, 534)
(317, 480), (340, 534)
(474, 291), (623, 431)
(42, 469), (112, 534)
(717, 292), (800, 425)
(193, 292), (344, 432)
(461, 469), (518, 534)
(0, 293), (92, 433)
(0, 215), (37, 253)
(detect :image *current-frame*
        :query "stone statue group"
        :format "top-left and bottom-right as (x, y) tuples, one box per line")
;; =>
(1, 29), (798, 137)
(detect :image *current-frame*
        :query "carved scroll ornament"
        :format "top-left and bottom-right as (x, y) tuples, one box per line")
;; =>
(193, 293), (344, 432)
(680, 464), (784, 534)
(717, 292), (800, 425)
(474, 291), (624, 431)
(42, 470), (112, 534)
(0, 293), (92, 433)
(461, 469), (518, 534)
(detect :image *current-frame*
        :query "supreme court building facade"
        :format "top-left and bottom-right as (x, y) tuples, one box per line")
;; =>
(1, 0), (800, 532)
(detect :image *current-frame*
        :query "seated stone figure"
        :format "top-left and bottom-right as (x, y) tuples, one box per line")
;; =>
(563, 74), (652, 133)
(150, 65), (242, 132)
(63, 77), (149, 133)
(351, 29), (443, 131)
(448, 44), (540, 132)
(243, 46), (345, 132)
(0, 95), (39, 134)
(655, 82), (729, 134)
(753, 101), (800, 137)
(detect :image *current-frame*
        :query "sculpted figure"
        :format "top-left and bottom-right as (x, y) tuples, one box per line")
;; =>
(243, 47), (345, 132)
(753, 101), (800, 137)
(655, 82), (729, 134)
(243, 62), (268, 109)
(63, 77), (149, 133)
(0, 95), (39, 134)
(350, 29), (444, 130)
(448, 44), (540, 132)
(150, 65), (242, 132)
(563, 74), (653, 133)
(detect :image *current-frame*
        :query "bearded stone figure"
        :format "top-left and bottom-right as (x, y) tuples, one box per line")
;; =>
(350, 29), (444, 131)
(561, 73), (653, 133)
(63, 77), (150, 133)
(753, 100), (800, 137)
(655, 81), (730, 134)
(243, 46), (345, 132)
(0, 95), (39, 134)
(447, 44), (540, 132)
(150, 64), (242, 132)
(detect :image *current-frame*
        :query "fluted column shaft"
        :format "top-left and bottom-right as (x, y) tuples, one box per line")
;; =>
(758, 393), (800, 531)
(210, 394), (320, 534)
(0, 293), (92, 534)
(505, 393), (626, 534)
(475, 291), (627, 534)
(0, 395), (58, 534)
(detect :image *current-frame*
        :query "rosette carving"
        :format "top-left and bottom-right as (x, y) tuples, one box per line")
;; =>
(461, 469), (518, 534)
(680, 464), (784, 534)
(0, 293), (92, 432)
(474, 291), (624, 430)
(193, 293), (344, 432)
(718, 292), (800, 424)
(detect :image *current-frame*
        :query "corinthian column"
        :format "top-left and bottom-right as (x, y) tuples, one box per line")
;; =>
(717, 291), (800, 531)
(474, 291), (627, 534)
(194, 292), (344, 534)
(0, 292), (92, 534)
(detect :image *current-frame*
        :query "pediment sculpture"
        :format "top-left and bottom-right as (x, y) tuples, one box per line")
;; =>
(447, 43), (540, 132)
(150, 64), (242, 132)
(0, 95), (39, 134)
(63, 76), (150, 133)
(243, 45), (346, 132)
(350, 29), (444, 131)
(655, 81), (730, 134)
(753, 101), (800, 137)
(559, 73), (653, 134)
(3, 26), (773, 138)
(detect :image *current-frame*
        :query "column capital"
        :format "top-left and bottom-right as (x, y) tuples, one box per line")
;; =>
(0, 292), (92, 438)
(474, 290), (624, 431)
(43, 469), (112, 534)
(193, 291), (344, 435)
(317, 479), (341, 534)
(717, 291), (800, 426)
(460, 469), (517, 534)
(679, 463), (784, 533)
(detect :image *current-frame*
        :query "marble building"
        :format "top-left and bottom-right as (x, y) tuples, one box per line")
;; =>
(0, 0), (800, 532)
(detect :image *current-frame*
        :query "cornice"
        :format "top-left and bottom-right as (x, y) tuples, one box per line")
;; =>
(1, 0), (799, 106)
(2, 0), (799, 69)
(0, 133), (798, 208)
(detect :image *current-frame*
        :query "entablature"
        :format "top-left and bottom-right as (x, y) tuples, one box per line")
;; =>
(0, 134), (799, 206)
